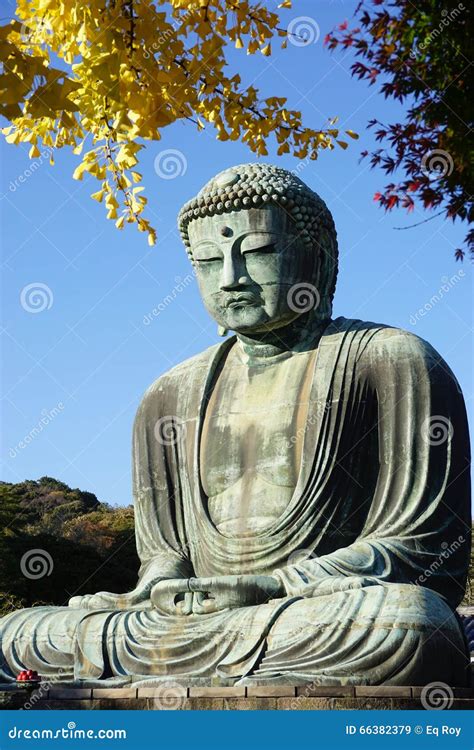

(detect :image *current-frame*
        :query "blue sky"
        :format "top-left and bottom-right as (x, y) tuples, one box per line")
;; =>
(1, 0), (472, 506)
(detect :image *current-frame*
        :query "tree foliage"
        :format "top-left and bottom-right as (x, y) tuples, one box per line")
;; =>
(0, 478), (138, 616)
(0, 0), (356, 246)
(326, 0), (473, 259)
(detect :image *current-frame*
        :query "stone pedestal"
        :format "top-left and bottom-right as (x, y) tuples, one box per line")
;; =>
(1, 685), (472, 711)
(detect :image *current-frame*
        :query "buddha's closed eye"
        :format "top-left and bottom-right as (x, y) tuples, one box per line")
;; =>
(243, 243), (276, 255)
(194, 244), (276, 263)
(195, 256), (223, 264)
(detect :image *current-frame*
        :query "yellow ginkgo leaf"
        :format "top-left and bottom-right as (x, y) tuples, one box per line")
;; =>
(72, 162), (87, 180)
(91, 189), (104, 202)
(0, 2), (350, 247)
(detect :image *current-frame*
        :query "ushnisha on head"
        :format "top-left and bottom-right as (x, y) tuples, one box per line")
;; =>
(178, 163), (338, 335)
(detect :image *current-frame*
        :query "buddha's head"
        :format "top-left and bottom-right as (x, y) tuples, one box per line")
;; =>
(178, 163), (338, 334)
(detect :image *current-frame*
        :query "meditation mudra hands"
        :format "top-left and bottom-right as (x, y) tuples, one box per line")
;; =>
(68, 574), (284, 613)
(67, 574), (379, 613)
(151, 575), (284, 615)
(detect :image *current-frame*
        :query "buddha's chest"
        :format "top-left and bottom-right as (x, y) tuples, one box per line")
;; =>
(200, 347), (316, 536)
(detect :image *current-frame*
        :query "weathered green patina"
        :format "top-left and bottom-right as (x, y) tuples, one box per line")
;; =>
(0, 164), (470, 687)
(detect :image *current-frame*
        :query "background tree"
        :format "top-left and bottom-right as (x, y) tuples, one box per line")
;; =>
(0, 0), (356, 246)
(0, 478), (138, 616)
(325, 0), (473, 259)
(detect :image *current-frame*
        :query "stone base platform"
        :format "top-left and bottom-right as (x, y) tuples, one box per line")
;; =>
(1, 685), (472, 711)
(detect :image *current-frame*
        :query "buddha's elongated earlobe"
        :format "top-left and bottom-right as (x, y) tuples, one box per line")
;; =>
(218, 325), (228, 337)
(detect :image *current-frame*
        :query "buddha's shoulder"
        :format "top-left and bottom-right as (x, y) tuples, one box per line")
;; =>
(338, 317), (445, 369)
(139, 341), (226, 402)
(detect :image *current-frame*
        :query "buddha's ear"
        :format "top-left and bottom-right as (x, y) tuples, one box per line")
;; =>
(312, 226), (338, 319)
(217, 325), (229, 337)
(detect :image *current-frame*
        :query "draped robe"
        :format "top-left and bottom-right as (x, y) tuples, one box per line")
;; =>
(0, 317), (471, 686)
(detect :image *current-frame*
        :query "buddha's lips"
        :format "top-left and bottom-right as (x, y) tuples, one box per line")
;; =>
(224, 294), (260, 309)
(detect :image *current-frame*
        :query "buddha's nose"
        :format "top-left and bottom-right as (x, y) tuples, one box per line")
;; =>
(220, 256), (249, 290)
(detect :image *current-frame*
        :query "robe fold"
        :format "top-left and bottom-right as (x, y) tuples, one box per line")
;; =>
(0, 317), (470, 686)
